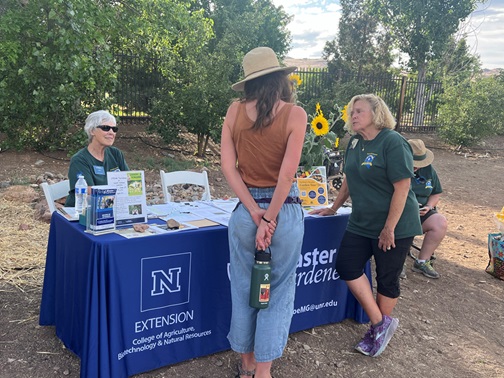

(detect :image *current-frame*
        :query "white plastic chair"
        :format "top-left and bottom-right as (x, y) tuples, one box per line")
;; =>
(40, 180), (70, 214)
(160, 170), (211, 203)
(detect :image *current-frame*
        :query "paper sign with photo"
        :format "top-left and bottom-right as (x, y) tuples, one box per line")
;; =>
(107, 170), (148, 226)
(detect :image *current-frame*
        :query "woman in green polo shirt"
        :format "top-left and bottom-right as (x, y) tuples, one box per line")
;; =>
(408, 139), (447, 279)
(311, 94), (422, 358)
(65, 110), (129, 206)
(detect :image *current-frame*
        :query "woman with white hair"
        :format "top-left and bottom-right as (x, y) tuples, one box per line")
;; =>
(65, 110), (129, 206)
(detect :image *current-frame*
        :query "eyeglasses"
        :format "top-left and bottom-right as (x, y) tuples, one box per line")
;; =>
(96, 125), (118, 133)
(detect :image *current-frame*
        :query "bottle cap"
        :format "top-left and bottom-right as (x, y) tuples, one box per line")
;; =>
(255, 250), (271, 262)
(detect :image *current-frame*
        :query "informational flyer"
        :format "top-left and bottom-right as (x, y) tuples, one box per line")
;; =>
(88, 185), (117, 233)
(296, 166), (329, 206)
(107, 170), (148, 226)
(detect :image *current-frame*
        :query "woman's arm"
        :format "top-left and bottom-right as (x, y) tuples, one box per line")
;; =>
(262, 105), (307, 222)
(420, 193), (442, 216)
(254, 105), (306, 249)
(378, 177), (410, 251)
(220, 103), (267, 225)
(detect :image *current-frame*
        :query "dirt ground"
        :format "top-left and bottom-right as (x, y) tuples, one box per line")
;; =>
(1, 127), (504, 378)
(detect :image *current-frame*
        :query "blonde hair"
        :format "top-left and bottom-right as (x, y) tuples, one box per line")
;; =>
(344, 94), (396, 135)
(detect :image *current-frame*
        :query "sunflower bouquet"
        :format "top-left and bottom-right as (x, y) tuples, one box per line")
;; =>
(300, 103), (347, 168)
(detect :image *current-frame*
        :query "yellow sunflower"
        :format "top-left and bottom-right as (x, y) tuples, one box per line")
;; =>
(311, 114), (329, 136)
(289, 73), (302, 87)
(315, 102), (322, 115)
(341, 104), (349, 123)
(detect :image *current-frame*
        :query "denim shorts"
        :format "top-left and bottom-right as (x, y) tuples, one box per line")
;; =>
(227, 184), (304, 362)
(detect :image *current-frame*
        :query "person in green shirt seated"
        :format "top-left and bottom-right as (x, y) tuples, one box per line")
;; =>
(407, 139), (447, 279)
(311, 94), (422, 358)
(65, 110), (129, 207)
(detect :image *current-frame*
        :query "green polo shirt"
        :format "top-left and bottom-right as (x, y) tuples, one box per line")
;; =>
(65, 146), (129, 206)
(343, 129), (422, 239)
(411, 165), (442, 206)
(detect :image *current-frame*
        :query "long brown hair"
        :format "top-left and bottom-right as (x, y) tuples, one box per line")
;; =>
(242, 71), (293, 130)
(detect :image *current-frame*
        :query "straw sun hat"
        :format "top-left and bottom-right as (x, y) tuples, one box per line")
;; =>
(231, 47), (297, 91)
(408, 139), (434, 168)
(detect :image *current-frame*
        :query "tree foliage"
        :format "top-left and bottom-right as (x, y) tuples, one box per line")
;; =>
(427, 36), (481, 83)
(0, 0), (214, 152)
(323, 0), (393, 77)
(150, 0), (292, 156)
(0, 0), (119, 150)
(437, 73), (504, 146)
(368, 0), (479, 127)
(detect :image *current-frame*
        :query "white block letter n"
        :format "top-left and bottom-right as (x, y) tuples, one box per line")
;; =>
(151, 268), (182, 296)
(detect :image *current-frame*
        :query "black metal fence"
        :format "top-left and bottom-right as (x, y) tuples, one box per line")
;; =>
(296, 68), (442, 133)
(112, 55), (442, 132)
(112, 54), (163, 121)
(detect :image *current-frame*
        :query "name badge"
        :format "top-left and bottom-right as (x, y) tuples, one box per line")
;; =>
(93, 165), (106, 175)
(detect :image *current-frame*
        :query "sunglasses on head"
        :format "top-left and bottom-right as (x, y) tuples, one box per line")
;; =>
(96, 125), (118, 133)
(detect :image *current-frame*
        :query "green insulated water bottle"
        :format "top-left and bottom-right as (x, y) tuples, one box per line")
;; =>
(249, 249), (271, 309)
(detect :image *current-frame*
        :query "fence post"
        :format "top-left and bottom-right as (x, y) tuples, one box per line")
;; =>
(396, 74), (408, 133)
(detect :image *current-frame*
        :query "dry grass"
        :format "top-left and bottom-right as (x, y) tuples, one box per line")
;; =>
(0, 198), (49, 290)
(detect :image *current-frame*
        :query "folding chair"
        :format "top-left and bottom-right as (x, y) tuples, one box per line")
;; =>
(40, 180), (70, 214)
(160, 170), (211, 203)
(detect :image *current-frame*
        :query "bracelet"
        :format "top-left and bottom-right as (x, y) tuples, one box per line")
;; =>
(328, 207), (336, 214)
(261, 216), (271, 224)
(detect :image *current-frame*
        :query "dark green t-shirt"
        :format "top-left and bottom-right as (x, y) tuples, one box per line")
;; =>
(65, 146), (129, 206)
(411, 165), (442, 206)
(343, 129), (422, 239)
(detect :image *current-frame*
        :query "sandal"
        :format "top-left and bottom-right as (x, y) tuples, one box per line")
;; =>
(235, 363), (255, 377)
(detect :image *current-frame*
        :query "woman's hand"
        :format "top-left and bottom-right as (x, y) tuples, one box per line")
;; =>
(378, 225), (395, 252)
(309, 207), (336, 216)
(256, 218), (277, 250)
(419, 206), (431, 216)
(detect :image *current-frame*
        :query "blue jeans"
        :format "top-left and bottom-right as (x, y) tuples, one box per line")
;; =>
(227, 185), (304, 362)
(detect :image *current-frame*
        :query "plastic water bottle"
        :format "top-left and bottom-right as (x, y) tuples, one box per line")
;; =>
(249, 250), (271, 309)
(75, 175), (88, 214)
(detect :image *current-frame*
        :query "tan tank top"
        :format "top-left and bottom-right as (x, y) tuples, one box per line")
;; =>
(231, 102), (294, 188)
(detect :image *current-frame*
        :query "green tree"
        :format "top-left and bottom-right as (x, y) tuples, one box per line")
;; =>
(0, 0), (215, 151)
(369, 0), (479, 127)
(323, 0), (393, 77)
(428, 36), (481, 83)
(437, 73), (504, 146)
(112, 0), (213, 118)
(150, 0), (292, 156)
(0, 0), (119, 150)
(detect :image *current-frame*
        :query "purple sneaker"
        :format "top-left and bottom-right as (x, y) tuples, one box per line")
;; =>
(354, 324), (374, 355)
(369, 315), (399, 357)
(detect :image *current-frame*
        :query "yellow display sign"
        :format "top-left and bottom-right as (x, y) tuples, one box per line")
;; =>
(296, 166), (329, 206)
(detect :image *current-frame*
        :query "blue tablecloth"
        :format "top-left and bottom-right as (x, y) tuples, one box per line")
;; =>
(40, 213), (370, 378)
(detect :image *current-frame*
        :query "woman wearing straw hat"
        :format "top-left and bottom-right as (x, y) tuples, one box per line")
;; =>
(311, 94), (422, 357)
(407, 139), (448, 279)
(221, 47), (307, 378)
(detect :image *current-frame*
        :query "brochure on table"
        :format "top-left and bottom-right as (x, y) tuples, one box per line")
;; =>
(107, 170), (148, 226)
(57, 207), (79, 221)
(88, 185), (117, 234)
(115, 221), (198, 239)
(296, 166), (329, 206)
(146, 198), (239, 227)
